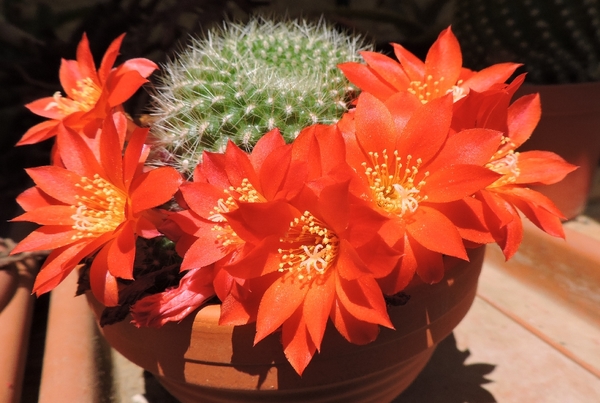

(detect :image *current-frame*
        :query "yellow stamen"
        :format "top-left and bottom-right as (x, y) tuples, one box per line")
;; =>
(407, 75), (446, 104)
(45, 77), (101, 115)
(486, 149), (521, 187)
(363, 150), (428, 216)
(70, 174), (126, 239)
(278, 211), (339, 282)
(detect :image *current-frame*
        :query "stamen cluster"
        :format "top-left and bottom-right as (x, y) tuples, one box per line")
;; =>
(363, 150), (428, 216)
(278, 211), (339, 282)
(71, 174), (126, 238)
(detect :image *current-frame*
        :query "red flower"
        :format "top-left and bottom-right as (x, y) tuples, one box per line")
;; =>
(338, 92), (501, 292)
(454, 86), (577, 258)
(11, 111), (182, 305)
(165, 129), (288, 272)
(130, 265), (216, 328)
(150, 129), (290, 327)
(19, 33), (157, 147)
(221, 157), (398, 375)
(339, 26), (519, 104)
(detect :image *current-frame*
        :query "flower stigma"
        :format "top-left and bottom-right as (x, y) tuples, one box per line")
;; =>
(71, 174), (126, 239)
(363, 150), (428, 217)
(278, 211), (339, 282)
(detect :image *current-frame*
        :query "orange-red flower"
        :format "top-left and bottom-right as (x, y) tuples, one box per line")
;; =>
(218, 130), (398, 374)
(19, 33), (157, 147)
(452, 83), (577, 258)
(130, 265), (216, 328)
(154, 129), (291, 326)
(339, 26), (519, 104)
(338, 92), (502, 292)
(11, 111), (181, 306)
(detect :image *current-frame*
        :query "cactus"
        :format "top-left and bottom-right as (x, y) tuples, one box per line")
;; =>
(453, 0), (600, 84)
(147, 17), (369, 177)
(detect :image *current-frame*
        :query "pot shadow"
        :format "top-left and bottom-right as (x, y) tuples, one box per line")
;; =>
(392, 332), (496, 403)
(141, 331), (497, 403)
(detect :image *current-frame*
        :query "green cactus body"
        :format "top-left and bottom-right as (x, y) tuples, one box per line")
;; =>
(454, 0), (600, 84)
(148, 17), (369, 177)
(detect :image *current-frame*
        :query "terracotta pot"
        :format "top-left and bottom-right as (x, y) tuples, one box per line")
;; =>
(87, 246), (485, 403)
(515, 81), (600, 219)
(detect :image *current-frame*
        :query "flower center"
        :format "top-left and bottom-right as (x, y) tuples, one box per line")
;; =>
(207, 178), (264, 252)
(363, 150), (428, 217)
(207, 178), (265, 221)
(71, 174), (126, 239)
(486, 150), (521, 187)
(278, 211), (339, 282)
(407, 77), (465, 104)
(46, 77), (101, 115)
(486, 137), (521, 187)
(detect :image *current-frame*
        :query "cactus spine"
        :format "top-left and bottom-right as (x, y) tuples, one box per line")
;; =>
(147, 17), (369, 177)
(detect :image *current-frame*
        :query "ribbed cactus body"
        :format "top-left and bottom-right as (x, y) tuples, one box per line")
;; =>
(454, 0), (600, 84)
(148, 18), (368, 176)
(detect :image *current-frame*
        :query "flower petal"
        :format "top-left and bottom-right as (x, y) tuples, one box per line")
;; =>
(355, 92), (397, 155)
(31, 241), (88, 296)
(427, 128), (502, 170)
(406, 206), (467, 259)
(507, 93), (541, 149)
(249, 128), (286, 172)
(281, 306), (317, 376)
(130, 266), (215, 328)
(106, 221), (136, 279)
(25, 97), (65, 119)
(409, 238), (446, 284)
(123, 127), (150, 187)
(423, 164), (501, 203)
(106, 69), (150, 106)
(330, 297), (381, 345)
(56, 124), (105, 178)
(11, 205), (76, 226)
(98, 33), (125, 84)
(391, 43), (425, 83)
(130, 167), (182, 214)
(496, 186), (566, 237)
(359, 50), (410, 91)
(17, 120), (60, 145)
(338, 62), (397, 101)
(395, 95), (453, 163)
(24, 166), (81, 206)
(515, 151), (577, 185)
(377, 234), (416, 294)
(336, 273), (393, 328)
(59, 59), (84, 99)
(303, 273), (335, 350)
(255, 273), (308, 344)
(424, 27), (462, 92)
(462, 63), (520, 93)
(89, 245), (120, 306)
(75, 33), (99, 84)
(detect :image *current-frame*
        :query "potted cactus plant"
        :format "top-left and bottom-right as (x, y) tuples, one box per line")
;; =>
(453, 0), (600, 219)
(9, 15), (576, 403)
